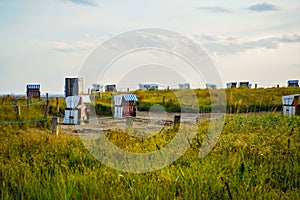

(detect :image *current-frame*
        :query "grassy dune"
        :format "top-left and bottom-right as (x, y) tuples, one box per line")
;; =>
(0, 88), (299, 199)
(96, 87), (300, 114)
(0, 113), (299, 199)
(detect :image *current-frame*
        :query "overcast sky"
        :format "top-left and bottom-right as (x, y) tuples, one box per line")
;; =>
(0, 0), (299, 94)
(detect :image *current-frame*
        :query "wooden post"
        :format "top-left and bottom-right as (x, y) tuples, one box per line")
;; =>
(126, 117), (133, 127)
(277, 84), (280, 88)
(13, 98), (20, 119)
(44, 93), (49, 119)
(255, 84), (257, 89)
(245, 98), (249, 113)
(174, 115), (181, 126)
(294, 96), (299, 115)
(196, 116), (200, 123)
(17, 106), (21, 118)
(27, 97), (31, 112)
(56, 97), (59, 114)
(51, 117), (59, 135)
(162, 96), (166, 104)
(192, 96), (195, 109)
(15, 105), (20, 119)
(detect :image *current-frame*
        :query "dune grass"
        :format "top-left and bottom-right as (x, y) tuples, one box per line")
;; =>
(0, 113), (299, 199)
(96, 87), (300, 114)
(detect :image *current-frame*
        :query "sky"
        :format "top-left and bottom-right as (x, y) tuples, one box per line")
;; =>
(0, 0), (299, 94)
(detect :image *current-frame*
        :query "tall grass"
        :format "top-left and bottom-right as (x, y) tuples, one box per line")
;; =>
(0, 96), (65, 129)
(95, 87), (300, 115)
(0, 113), (299, 199)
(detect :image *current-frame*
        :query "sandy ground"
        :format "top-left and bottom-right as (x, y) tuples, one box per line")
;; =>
(59, 111), (220, 134)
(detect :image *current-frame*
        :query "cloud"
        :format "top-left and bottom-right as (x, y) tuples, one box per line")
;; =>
(48, 36), (107, 53)
(48, 33), (300, 56)
(50, 41), (72, 52)
(195, 34), (300, 54)
(193, 34), (236, 42)
(248, 2), (280, 12)
(45, 34), (108, 53)
(64, 0), (99, 7)
(195, 6), (232, 13)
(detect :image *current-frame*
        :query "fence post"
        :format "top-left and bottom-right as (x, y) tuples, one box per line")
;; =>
(196, 116), (200, 124)
(44, 93), (49, 119)
(174, 115), (181, 126)
(51, 117), (59, 136)
(126, 117), (133, 127)
(162, 96), (166, 104)
(245, 98), (249, 113)
(56, 97), (59, 114)
(27, 97), (31, 112)
(192, 96), (195, 109)
(15, 105), (21, 119)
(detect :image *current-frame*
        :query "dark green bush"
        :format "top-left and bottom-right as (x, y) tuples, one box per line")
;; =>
(95, 103), (112, 116)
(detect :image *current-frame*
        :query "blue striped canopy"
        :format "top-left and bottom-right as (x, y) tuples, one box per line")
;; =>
(123, 94), (138, 101)
(288, 80), (299, 84)
(27, 84), (40, 89)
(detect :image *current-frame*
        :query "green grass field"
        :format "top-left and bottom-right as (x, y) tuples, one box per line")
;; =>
(0, 88), (299, 199)
(95, 87), (300, 115)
